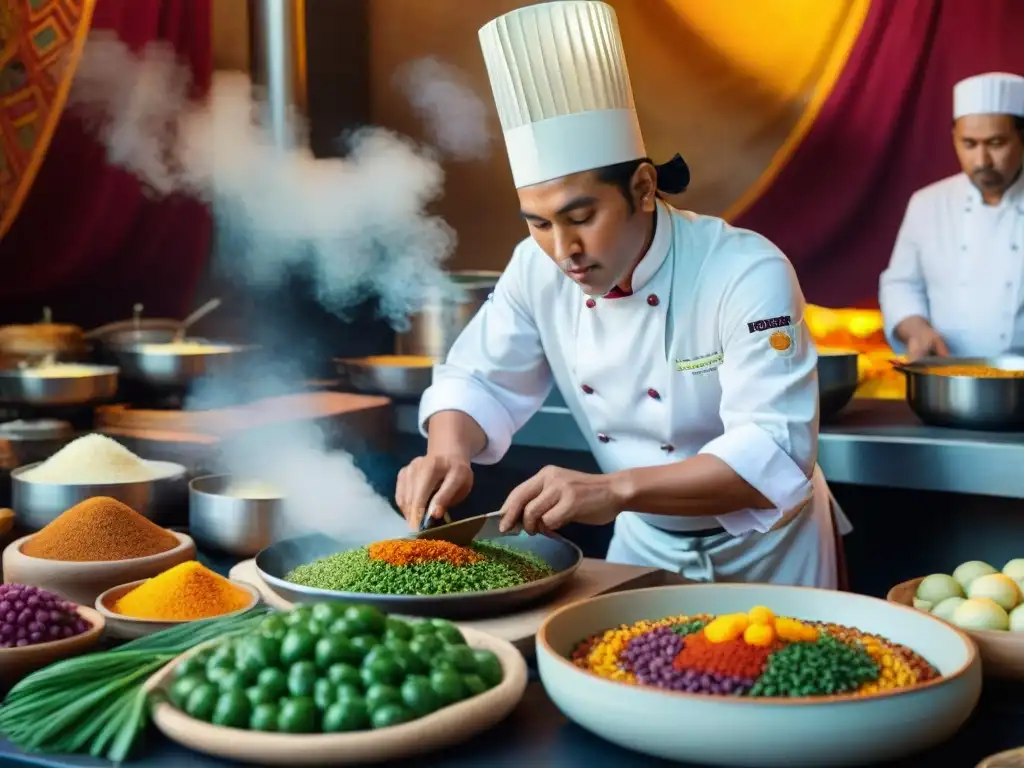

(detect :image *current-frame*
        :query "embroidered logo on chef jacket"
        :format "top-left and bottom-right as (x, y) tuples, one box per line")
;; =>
(768, 327), (796, 358)
(747, 315), (791, 333)
(675, 352), (724, 375)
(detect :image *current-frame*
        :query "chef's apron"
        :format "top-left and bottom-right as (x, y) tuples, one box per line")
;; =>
(606, 466), (852, 589)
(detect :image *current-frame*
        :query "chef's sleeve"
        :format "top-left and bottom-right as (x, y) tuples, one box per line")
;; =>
(878, 194), (929, 354)
(698, 250), (817, 533)
(418, 247), (554, 465)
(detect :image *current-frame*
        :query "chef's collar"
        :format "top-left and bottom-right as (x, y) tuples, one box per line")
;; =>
(964, 166), (1024, 210)
(604, 200), (673, 298)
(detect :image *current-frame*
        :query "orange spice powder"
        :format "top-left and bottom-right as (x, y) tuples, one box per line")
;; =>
(673, 631), (783, 681)
(367, 539), (484, 567)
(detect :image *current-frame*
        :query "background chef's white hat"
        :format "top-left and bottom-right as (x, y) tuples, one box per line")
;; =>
(478, 1), (647, 189)
(953, 72), (1024, 119)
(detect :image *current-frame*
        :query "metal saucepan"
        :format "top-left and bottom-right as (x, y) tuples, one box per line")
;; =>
(334, 355), (435, 399)
(0, 364), (119, 406)
(893, 355), (1024, 431)
(816, 350), (859, 421)
(396, 271), (501, 360)
(256, 531), (582, 619)
(189, 474), (285, 557)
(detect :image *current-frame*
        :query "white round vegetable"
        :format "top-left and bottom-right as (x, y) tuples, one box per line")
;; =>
(966, 573), (1021, 611)
(912, 597), (933, 612)
(952, 560), (998, 590)
(932, 596), (966, 622)
(951, 597), (1009, 631)
(915, 573), (963, 605)
(1002, 558), (1024, 583)
(1010, 603), (1024, 632)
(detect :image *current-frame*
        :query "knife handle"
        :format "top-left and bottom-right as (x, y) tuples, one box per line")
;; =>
(418, 491), (451, 532)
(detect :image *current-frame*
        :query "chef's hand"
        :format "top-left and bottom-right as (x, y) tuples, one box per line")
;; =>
(498, 466), (624, 535)
(896, 316), (949, 361)
(395, 454), (474, 530)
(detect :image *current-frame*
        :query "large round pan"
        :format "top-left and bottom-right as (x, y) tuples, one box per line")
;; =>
(255, 531), (583, 620)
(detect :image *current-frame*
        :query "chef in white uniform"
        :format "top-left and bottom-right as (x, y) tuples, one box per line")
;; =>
(879, 72), (1024, 359)
(395, 0), (850, 588)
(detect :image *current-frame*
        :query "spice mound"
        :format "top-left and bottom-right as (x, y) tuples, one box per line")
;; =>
(286, 539), (555, 596)
(112, 561), (253, 621)
(572, 605), (941, 698)
(0, 584), (91, 648)
(21, 496), (180, 562)
(19, 433), (171, 485)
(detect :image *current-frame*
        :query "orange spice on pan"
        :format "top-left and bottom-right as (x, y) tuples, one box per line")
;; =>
(367, 539), (484, 567)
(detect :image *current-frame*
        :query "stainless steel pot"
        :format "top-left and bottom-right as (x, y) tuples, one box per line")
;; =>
(894, 355), (1024, 431)
(817, 351), (859, 421)
(396, 271), (501, 360)
(189, 474), (284, 557)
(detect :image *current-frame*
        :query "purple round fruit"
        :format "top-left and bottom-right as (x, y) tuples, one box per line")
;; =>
(0, 584), (87, 648)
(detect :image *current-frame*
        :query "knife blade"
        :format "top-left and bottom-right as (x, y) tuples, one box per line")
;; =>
(412, 511), (519, 547)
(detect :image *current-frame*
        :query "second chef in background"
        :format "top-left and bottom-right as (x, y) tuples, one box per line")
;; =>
(396, 0), (850, 588)
(880, 72), (1024, 359)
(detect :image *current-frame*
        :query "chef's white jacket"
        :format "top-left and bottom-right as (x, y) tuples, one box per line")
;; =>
(419, 202), (843, 586)
(879, 172), (1024, 356)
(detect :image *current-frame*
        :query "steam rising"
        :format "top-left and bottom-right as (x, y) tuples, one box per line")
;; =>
(395, 57), (492, 161)
(67, 33), (491, 540)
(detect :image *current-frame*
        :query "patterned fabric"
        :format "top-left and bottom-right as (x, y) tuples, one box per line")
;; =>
(0, 0), (94, 239)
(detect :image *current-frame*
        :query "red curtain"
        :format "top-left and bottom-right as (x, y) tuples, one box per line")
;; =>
(733, 0), (1024, 310)
(0, 0), (212, 328)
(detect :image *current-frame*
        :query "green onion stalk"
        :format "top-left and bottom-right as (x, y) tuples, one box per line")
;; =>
(0, 606), (272, 763)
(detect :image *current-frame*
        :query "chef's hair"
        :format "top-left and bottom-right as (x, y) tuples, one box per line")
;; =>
(595, 155), (691, 212)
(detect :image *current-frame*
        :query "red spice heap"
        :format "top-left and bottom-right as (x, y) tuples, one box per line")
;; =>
(672, 631), (783, 680)
(367, 539), (484, 567)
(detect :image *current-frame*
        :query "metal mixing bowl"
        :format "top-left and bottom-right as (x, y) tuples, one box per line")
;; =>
(817, 350), (859, 421)
(108, 341), (256, 389)
(893, 355), (1024, 431)
(335, 356), (434, 399)
(189, 474), (285, 557)
(11, 460), (188, 530)
(0, 365), (119, 407)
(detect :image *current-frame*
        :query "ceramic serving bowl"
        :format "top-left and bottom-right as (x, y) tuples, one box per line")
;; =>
(536, 583), (981, 768)
(145, 625), (528, 765)
(11, 459), (189, 530)
(0, 605), (105, 691)
(2, 530), (196, 607)
(888, 576), (1024, 681)
(95, 577), (260, 640)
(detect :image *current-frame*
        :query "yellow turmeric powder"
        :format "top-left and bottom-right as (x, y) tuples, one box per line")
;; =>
(112, 561), (252, 621)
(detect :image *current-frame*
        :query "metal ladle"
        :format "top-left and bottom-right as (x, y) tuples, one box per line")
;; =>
(173, 298), (222, 342)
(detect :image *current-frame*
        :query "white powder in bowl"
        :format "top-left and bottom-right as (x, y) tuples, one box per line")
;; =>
(20, 434), (167, 484)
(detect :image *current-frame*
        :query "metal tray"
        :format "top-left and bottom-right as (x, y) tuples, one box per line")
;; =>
(255, 531), (583, 619)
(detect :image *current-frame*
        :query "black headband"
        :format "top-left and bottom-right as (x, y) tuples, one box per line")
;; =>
(654, 153), (690, 195)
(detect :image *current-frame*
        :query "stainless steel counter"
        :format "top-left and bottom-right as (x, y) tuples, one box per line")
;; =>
(394, 393), (1024, 500)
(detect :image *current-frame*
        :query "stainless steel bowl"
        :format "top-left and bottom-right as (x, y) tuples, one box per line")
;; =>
(894, 355), (1024, 430)
(0, 364), (119, 406)
(11, 460), (188, 530)
(335, 356), (434, 399)
(817, 350), (859, 420)
(108, 342), (256, 389)
(396, 271), (501, 360)
(189, 474), (284, 557)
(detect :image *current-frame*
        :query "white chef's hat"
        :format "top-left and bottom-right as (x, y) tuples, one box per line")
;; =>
(953, 72), (1024, 119)
(478, 1), (647, 189)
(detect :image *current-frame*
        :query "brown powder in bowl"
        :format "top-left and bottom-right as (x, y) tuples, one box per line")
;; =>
(21, 496), (180, 562)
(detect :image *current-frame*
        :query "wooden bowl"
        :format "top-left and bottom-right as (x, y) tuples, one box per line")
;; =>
(887, 576), (1024, 680)
(95, 578), (260, 640)
(146, 625), (528, 765)
(2, 530), (196, 607)
(0, 605), (104, 690)
(537, 583), (981, 767)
